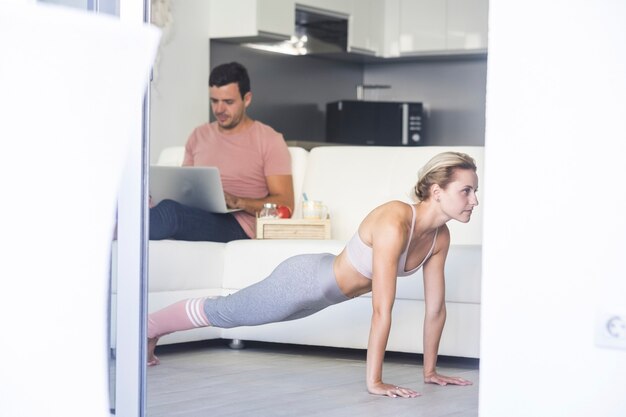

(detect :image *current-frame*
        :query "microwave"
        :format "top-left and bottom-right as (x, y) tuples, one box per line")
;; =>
(326, 100), (424, 146)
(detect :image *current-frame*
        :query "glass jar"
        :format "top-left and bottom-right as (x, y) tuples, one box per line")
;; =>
(259, 203), (279, 218)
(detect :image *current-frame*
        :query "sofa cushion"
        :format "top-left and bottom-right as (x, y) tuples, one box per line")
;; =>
(221, 240), (480, 304)
(156, 146), (185, 166)
(148, 240), (224, 292)
(394, 245), (482, 304)
(301, 146), (484, 244)
(287, 147), (308, 218)
(222, 239), (344, 290)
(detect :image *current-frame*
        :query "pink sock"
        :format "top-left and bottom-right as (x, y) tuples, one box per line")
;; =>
(148, 298), (211, 339)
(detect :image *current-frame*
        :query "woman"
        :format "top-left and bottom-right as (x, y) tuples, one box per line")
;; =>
(147, 151), (478, 398)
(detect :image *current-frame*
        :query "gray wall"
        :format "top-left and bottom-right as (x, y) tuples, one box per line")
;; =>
(211, 41), (363, 142)
(364, 58), (487, 146)
(211, 41), (487, 145)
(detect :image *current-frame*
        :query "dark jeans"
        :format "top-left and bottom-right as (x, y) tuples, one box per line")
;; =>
(149, 199), (249, 242)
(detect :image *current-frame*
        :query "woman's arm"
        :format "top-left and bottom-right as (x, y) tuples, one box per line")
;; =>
(365, 216), (419, 398)
(422, 226), (472, 386)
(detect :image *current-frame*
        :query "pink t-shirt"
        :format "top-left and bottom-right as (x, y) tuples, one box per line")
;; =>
(183, 121), (291, 238)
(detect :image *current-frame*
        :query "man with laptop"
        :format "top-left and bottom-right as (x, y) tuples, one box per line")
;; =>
(149, 62), (294, 242)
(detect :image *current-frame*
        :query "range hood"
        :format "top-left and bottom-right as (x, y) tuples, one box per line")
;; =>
(243, 8), (348, 56)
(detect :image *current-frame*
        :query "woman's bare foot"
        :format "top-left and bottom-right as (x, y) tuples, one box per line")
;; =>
(147, 337), (160, 366)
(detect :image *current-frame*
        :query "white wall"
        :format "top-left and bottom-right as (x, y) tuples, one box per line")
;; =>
(0, 3), (159, 417)
(480, 1), (626, 416)
(149, 0), (211, 164)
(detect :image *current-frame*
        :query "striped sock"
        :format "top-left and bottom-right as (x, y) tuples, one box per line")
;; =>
(148, 298), (210, 339)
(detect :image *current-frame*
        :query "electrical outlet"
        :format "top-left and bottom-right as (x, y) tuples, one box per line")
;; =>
(595, 313), (626, 350)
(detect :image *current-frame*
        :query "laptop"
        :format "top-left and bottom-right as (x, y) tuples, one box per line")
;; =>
(149, 165), (239, 213)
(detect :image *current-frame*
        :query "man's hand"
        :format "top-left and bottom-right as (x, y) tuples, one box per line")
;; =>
(224, 192), (241, 210)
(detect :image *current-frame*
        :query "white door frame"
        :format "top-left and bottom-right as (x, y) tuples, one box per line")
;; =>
(115, 1), (150, 416)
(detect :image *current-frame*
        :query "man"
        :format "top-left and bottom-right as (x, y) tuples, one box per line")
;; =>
(150, 62), (294, 242)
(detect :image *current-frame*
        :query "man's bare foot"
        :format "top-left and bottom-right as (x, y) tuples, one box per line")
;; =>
(147, 337), (160, 366)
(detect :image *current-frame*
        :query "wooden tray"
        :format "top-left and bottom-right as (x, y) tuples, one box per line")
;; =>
(256, 217), (331, 240)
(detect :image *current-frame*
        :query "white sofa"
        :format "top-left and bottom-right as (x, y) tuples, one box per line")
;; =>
(149, 145), (484, 358)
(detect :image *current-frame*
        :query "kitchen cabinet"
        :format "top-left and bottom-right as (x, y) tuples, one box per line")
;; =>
(348, 0), (384, 55)
(208, 0), (487, 58)
(389, 0), (488, 56)
(209, 0), (295, 42)
(209, 0), (385, 57)
(446, 0), (489, 50)
(297, 0), (382, 55)
(398, 0), (446, 54)
(293, 0), (488, 57)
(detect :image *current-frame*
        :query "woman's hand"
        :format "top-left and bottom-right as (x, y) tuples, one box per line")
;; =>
(424, 372), (472, 386)
(368, 382), (421, 398)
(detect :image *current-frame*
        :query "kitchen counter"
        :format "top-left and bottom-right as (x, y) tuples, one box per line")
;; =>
(285, 140), (349, 151)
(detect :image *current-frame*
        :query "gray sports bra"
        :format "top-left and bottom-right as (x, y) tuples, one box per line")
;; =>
(345, 204), (438, 279)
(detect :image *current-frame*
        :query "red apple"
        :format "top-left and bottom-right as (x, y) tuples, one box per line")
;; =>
(276, 205), (292, 219)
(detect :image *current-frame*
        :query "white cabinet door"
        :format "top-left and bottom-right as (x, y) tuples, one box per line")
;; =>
(258, 0), (295, 38)
(399, 0), (446, 53)
(393, 0), (488, 56)
(210, 0), (294, 40)
(349, 0), (383, 55)
(447, 0), (488, 50)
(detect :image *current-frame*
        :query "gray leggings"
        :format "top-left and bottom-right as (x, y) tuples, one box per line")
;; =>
(203, 253), (350, 328)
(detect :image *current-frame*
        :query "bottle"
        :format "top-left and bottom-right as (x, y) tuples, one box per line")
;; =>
(259, 203), (279, 218)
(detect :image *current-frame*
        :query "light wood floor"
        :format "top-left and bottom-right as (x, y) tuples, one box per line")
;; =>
(147, 340), (479, 417)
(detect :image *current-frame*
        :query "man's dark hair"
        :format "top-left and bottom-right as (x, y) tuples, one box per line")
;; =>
(209, 62), (251, 98)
